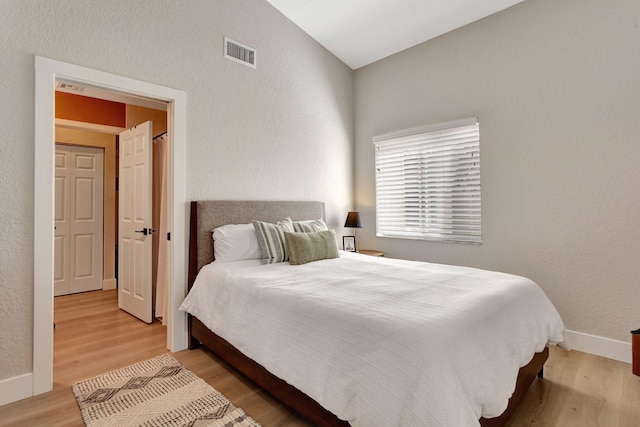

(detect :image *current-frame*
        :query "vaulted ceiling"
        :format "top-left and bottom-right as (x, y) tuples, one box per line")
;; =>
(266, 0), (526, 69)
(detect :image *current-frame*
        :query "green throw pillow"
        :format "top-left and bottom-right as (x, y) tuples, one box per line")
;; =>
(284, 230), (339, 265)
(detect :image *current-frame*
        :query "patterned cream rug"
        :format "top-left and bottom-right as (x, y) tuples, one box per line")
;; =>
(73, 354), (261, 427)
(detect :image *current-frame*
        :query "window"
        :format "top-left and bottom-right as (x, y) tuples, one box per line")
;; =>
(374, 118), (481, 243)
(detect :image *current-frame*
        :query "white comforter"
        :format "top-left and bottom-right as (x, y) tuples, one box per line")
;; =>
(180, 252), (565, 427)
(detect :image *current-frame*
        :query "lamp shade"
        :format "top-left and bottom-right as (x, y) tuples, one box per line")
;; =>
(344, 211), (364, 228)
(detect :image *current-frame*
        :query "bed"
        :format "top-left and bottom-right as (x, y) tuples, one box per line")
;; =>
(182, 200), (565, 426)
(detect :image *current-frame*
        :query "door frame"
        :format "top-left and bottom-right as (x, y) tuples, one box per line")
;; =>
(34, 56), (188, 395)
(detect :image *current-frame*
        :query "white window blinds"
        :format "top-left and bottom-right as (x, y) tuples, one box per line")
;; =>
(374, 118), (481, 243)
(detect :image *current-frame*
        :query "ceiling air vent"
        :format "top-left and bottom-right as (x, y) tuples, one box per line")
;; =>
(224, 37), (256, 69)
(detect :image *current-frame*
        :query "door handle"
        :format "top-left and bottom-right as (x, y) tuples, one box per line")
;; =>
(134, 228), (157, 236)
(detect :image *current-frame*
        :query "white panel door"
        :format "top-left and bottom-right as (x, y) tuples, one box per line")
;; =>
(54, 145), (104, 296)
(118, 121), (153, 323)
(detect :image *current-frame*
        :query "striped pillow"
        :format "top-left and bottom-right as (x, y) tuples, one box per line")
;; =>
(292, 218), (328, 232)
(253, 218), (295, 264)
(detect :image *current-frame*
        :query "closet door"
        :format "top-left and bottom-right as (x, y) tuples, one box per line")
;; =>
(54, 145), (104, 296)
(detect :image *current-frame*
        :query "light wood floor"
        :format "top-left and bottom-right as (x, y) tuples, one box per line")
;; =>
(1, 289), (639, 426)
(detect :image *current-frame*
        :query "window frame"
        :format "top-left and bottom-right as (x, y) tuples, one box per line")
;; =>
(373, 117), (482, 244)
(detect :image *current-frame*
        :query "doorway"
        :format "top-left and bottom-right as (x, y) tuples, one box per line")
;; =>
(55, 92), (171, 324)
(34, 56), (188, 396)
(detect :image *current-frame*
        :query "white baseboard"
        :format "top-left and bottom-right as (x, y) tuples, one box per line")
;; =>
(102, 278), (117, 290)
(565, 330), (632, 364)
(0, 373), (33, 406)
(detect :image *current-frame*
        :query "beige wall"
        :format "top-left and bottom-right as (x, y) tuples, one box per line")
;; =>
(0, 0), (353, 381)
(55, 128), (117, 286)
(354, 0), (640, 342)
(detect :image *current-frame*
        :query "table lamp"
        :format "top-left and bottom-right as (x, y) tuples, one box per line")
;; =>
(343, 211), (363, 251)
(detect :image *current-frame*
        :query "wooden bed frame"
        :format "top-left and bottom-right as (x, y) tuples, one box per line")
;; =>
(187, 200), (548, 427)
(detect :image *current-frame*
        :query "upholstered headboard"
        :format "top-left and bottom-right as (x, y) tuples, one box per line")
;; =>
(188, 200), (326, 287)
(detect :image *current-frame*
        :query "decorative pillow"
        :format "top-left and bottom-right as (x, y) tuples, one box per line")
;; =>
(253, 218), (295, 264)
(284, 230), (340, 265)
(292, 218), (329, 232)
(212, 223), (261, 262)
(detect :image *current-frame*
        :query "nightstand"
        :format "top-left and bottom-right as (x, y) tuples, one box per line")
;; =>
(357, 249), (384, 257)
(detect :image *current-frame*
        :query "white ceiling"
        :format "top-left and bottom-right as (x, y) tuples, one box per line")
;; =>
(266, 0), (526, 69)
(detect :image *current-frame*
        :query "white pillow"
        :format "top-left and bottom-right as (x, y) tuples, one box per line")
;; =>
(212, 223), (261, 262)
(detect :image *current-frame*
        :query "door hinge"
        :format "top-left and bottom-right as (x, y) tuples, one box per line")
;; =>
(167, 232), (171, 241)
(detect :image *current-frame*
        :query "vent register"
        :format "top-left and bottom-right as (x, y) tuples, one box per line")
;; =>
(224, 37), (256, 68)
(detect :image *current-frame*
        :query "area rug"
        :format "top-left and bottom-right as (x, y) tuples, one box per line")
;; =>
(73, 354), (261, 427)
